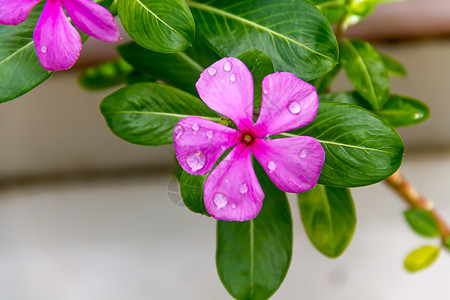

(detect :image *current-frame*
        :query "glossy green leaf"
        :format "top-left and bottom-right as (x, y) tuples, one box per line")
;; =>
(403, 209), (440, 238)
(344, 0), (395, 27)
(180, 171), (209, 215)
(284, 103), (404, 187)
(217, 162), (292, 300)
(189, 0), (338, 80)
(238, 50), (274, 119)
(378, 95), (430, 127)
(381, 53), (407, 77)
(319, 91), (371, 109)
(118, 38), (220, 95)
(0, 3), (52, 103)
(404, 245), (440, 273)
(78, 58), (134, 90)
(340, 39), (390, 109)
(118, 0), (195, 52)
(310, 65), (342, 95)
(298, 185), (356, 258)
(312, 0), (346, 25)
(100, 82), (218, 145)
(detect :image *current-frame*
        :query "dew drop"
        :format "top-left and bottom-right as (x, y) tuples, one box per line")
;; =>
(41, 45), (47, 53)
(263, 89), (269, 95)
(174, 125), (184, 139)
(214, 193), (228, 208)
(192, 122), (200, 132)
(221, 145), (227, 151)
(288, 101), (302, 114)
(229, 73), (236, 83)
(268, 161), (277, 173)
(186, 151), (206, 171)
(299, 149), (308, 159)
(206, 130), (214, 139)
(239, 183), (248, 194)
(413, 112), (424, 119)
(231, 203), (237, 209)
(224, 61), (232, 72)
(207, 67), (217, 76)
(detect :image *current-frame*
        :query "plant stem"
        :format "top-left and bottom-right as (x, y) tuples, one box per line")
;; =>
(334, 12), (347, 42)
(385, 171), (450, 242)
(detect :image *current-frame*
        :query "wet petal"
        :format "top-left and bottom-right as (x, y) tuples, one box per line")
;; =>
(254, 72), (319, 136)
(195, 57), (254, 131)
(61, 0), (120, 42)
(33, 0), (81, 71)
(204, 145), (264, 221)
(0, 0), (41, 25)
(252, 136), (325, 193)
(174, 117), (239, 176)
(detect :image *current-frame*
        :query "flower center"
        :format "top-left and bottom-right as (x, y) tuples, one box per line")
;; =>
(241, 132), (255, 145)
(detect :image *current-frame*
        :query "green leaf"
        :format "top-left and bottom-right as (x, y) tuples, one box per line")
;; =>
(312, 0), (346, 25)
(298, 185), (356, 258)
(117, 0), (195, 53)
(319, 91), (371, 110)
(378, 95), (430, 127)
(78, 58), (134, 90)
(217, 162), (292, 300)
(284, 102), (404, 187)
(100, 82), (218, 145)
(404, 245), (440, 273)
(310, 65), (342, 95)
(403, 209), (440, 238)
(118, 38), (220, 95)
(340, 39), (390, 109)
(0, 3), (52, 103)
(381, 53), (407, 77)
(344, 0), (396, 27)
(189, 0), (338, 80)
(237, 50), (274, 119)
(180, 171), (209, 215)
(444, 236), (450, 252)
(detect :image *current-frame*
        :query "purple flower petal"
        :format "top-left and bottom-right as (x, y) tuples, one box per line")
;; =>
(254, 72), (319, 136)
(33, 0), (81, 71)
(174, 117), (239, 176)
(195, 57), (254, 131)
(0, 0), (41, 25)
(204, 145), (264, 221)
(252, 136), (325, 193)
(61, 0), (120, 43)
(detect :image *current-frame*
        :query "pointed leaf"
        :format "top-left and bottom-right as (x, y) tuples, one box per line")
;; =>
(381, 53), (407, 77)
(284, 102), (404, 187)
(298, 185), (356, 258)
(189, 0), (338, 80)
(403, 209), (440, 238)
(404, 245), (440, 273)
(340, 39), (390, 109)
(117, 0), (195, 52)
(217, 162), (292, 300)
(100, 82), (218, 145)
(378, 95), (430, 127)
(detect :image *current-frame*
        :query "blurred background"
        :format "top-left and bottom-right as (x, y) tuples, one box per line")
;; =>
(1, 0), (450, 298)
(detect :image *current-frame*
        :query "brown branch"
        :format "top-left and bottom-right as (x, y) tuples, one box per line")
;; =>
(385, 171), (450, 242)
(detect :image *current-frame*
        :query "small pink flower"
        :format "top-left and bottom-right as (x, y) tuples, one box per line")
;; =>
(0, 0), (120, 71)
(174, 57), (325, 221)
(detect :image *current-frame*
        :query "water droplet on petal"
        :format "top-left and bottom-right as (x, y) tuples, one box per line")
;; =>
(206, 130), (213, 139)
(263, 89), (269, 95)
(41, 45), (47, 53)
(214, 193), (228, 208)
(207, 67), (217, 76)
(229, 73), (236, 83)
(174, 125), (184, 138)
(288, 101), (302, 114)
(268, 161), (276, 173)
(239, 183), (248, 194)
(187, 151), (206, 171)
(231, 203), (237, 209)
(224, 61), (232, 72)
(221, 145), (227, 151)
(299, 149), (308, 159)
(192, 122), (200, 132)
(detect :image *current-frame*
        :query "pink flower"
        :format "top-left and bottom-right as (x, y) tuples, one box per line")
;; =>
(0, 0), (120, 71)
(174, 57), (325, 221)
